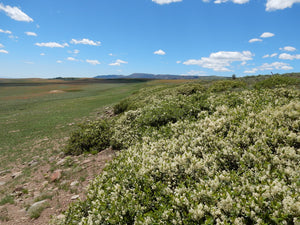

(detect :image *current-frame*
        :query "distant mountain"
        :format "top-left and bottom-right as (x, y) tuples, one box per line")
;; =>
(95, 73), (226, 80)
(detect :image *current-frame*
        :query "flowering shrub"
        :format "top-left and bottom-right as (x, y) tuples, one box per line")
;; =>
(60, 79), (300, 224)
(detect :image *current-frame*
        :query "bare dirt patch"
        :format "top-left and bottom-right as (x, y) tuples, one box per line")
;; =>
(0, 148), (116, 225)
(49, 90), (65, 94)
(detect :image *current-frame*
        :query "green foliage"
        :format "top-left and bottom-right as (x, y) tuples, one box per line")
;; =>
(60, 75), (300, 224)
(64, 120), (111, 155)
(254, 75), (299, 89)
(209, 80), (246, 92)
(0, 195), (14, 206)
(113, 99), (130, 114)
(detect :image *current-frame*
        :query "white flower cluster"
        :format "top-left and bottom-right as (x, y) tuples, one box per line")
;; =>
(61, 85), (300, 224)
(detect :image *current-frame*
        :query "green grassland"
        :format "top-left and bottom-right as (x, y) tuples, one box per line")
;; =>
(0, 79), (149, 168)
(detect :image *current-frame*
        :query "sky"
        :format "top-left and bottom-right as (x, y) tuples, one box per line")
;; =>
(0, 0), (300, 78)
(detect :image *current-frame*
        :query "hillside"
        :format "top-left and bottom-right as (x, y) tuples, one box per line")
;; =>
(95, 73), (227, 80)
(58, 74), (300, 224)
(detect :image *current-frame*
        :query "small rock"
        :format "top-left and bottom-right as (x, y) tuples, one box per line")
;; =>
(56, 158), (66, 166)
(0, 181), (5, 186)
(71, 195), (80, 200)
(81, 159), (91, 165)
(57, 214), (65, 220)
(0, 170), (10, 176)
(27, 200), (48, 216)
(42, 181), (49, 187)
(11, 171), (22, 179)
(70, 181), (79, 187)
(50, 170), (62, 182)
(28, 160), (38, 167)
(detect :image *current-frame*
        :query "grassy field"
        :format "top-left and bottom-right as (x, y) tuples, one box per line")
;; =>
(0, 79), (148, 169)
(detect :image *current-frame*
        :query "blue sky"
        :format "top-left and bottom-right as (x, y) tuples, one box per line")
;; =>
(0, 0), (300, 78)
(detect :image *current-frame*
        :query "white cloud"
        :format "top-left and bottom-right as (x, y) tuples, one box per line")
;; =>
(183, 51), (253, 72)
(260, 32), (275, 38)
(35, 42), (69, 48)
(25, 31), (37, 36)
(0, 49), (8, 54)
(279, 53), (300, 60)
(214, 0), (249, 4)
(109, 53), (113, 56)
(70, 38), (101, 46)
(154, 49), (166, 55)
(109, 59), (128, 66)
(0, 28), (12, 34)
(176, 60), (181, 64)
(56, 60), (63, 64)
(270, 53), (278, 57)
(249, 38), (262, 43)
(280, 46), (296, 52)
(0, 43), (3, 48)
(0, 3), (33, 22)
(86, 59), (100, 65)
(185, 70), (207, 76)
(260, 62), (293, 70)
(244, 61), (293, 73)
(67, 57), (77, 61)
(152, 0), (182, 5)
(73, 49), (80, 54)
(40, 53), (45, 56)
(266, 0), (300, 11)
(263, 53), (278, 58)
(244, 68), (258, 74)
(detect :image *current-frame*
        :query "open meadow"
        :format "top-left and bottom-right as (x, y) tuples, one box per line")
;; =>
(0, 78), (152, 224)
(0, 75), (299, 224)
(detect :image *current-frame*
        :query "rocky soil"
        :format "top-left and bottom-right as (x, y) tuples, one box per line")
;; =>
(0, 148), (116, 224)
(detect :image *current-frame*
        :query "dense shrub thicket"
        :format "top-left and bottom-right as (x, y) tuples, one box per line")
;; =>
(61, 75), (300, 224)
(63, 120), (111, 155)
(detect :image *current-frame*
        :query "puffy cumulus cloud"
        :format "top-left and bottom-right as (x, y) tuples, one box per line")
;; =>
(0, 49), (8, 54)
(25, 31), (37, 36)
(183, 51), (253, 72)
(109, 59), (128, 66)
(249, 38), (262, 43)
(280, 46), (297, 52)
(152, 0), (182, 5)
(260, 32), (275, 38)
(35, 42), (69, 48)
(70, 38), (101, 46)
(154, 49), (166, 55)
(263, 53), (277, 58)
(0, 28), (12, 34)
(279, 53), (300, 60)
(259, 62), (293, 70)
(67, 57), (77, 61)
(266, 0), (300, 11)
(244, 62), (293, 73)
(214, 0), (249, 4)
(0, 3), (33, 22)
(86, 59), (100, 65)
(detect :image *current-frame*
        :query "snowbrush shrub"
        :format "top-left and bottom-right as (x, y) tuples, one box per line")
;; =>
(254, 75), (299, 89)
(63, 119), (111, 155)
